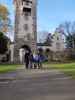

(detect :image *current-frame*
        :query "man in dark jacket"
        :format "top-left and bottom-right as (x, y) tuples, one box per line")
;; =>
(24, 50), (30, 69)
(29, 52), (33, 69)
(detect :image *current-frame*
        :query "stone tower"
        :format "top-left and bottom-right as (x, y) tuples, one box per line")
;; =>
(14, 0), (37, 63)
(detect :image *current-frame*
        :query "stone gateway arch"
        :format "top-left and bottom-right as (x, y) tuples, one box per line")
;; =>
(13, 0), (37, 63)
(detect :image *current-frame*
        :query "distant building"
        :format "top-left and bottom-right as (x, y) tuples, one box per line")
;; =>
(37, 31), (65, 52)
(51, 31), (65, 52)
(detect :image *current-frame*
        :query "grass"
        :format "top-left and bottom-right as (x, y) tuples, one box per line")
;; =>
(44, 62), (75, 78)
(0, 64), (21, 73)
(0, 62), (75, 78)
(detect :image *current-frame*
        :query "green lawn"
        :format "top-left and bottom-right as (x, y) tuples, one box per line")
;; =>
(44, 62), (75, 78)
(0, 64), (21, 73)
(1, 63), (75, 78)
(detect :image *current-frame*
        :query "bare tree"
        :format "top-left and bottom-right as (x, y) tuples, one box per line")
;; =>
(58, 21), (75, 48)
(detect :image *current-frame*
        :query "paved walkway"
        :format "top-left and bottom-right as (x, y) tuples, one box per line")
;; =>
(0, 66), (75, 100)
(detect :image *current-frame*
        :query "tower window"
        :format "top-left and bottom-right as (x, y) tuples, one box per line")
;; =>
(24, 24), (28, 31)
(57, 37), (59, 40)
(26, 1), (29, 5)
(24, 15), (29, 20)
(22, 0), (32, 5)
(23, 7), (31, 16)
(27, 33), (31, 40)
(56, 43), (60, 50)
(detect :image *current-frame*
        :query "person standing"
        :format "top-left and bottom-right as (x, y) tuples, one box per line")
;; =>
(37, 52), (43, 69)
(29, 52), (33, 69)
(33, 52), (38, 69)
(24, 50), (30, 69)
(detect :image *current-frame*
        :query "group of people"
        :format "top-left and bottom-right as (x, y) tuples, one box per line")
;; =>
(24, 50), (42, 69)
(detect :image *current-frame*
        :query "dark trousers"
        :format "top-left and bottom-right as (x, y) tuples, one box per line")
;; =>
(25, 60), (29, 69)
(38, 61), (42, 69)
(30, 61), (33, 69)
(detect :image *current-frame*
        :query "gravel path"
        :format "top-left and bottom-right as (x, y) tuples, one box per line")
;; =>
(0, 67), (75, 100)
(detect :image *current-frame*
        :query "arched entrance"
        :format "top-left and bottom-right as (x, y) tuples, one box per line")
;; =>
(19, 45), (31, 63)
